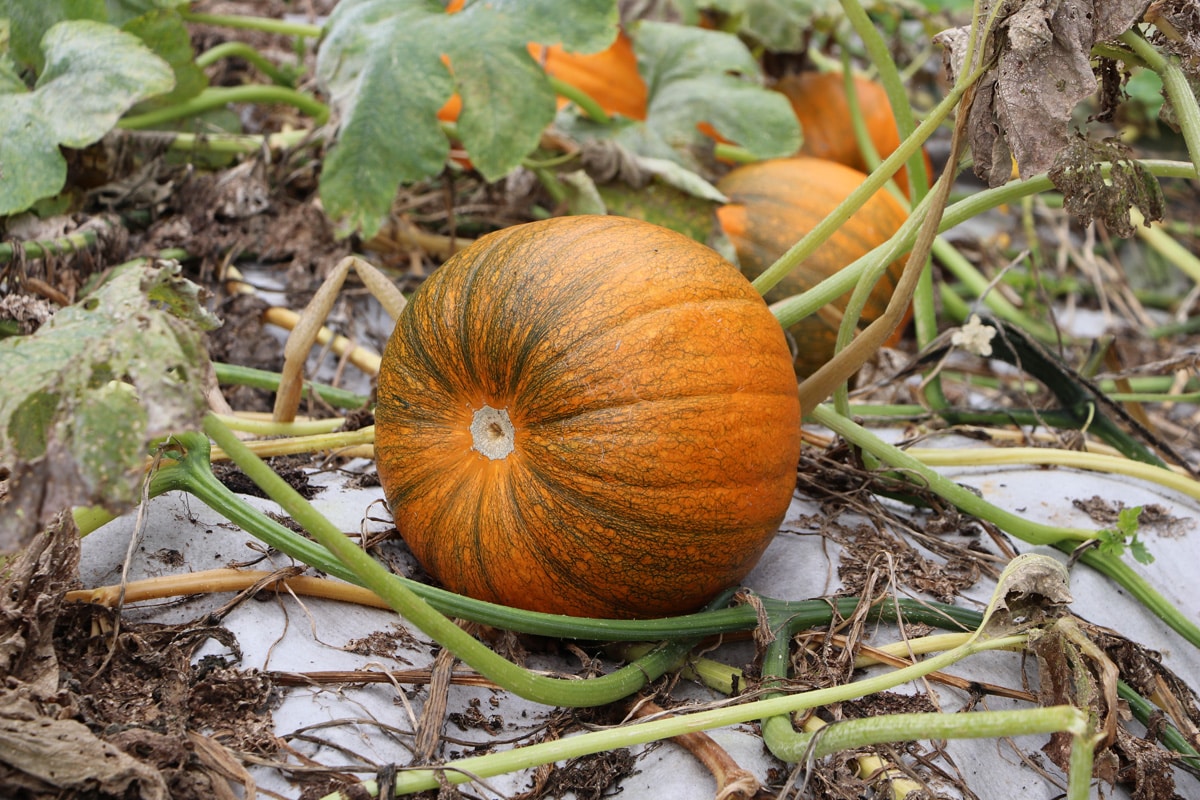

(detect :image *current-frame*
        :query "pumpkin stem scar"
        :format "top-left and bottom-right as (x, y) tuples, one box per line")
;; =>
(471, 405), (516, 460)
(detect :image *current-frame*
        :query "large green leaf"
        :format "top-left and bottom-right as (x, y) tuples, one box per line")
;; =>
(0, 20), (174, 216)
(0, 260), (219, 552)
(557, 21), (799, 173)
(316, 0), (618, 238)
(635, 21), (799, 161)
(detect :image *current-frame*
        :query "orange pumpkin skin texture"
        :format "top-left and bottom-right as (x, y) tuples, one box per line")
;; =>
(716, 157), (910, 377)
(775, 72), (930, 195)
(374, 215), (801, 619)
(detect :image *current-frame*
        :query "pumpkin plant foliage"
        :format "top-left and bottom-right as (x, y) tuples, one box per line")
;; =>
(0, 18), (176, 216)
(316, 0), (618, 238)
(0, 260), (219, 554)
(558, 20), (801, 175)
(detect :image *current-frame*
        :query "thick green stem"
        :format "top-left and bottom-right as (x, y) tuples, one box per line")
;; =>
(118, 85), (329, 129)
(212, 362), (368, 410)
(547, 76), (610, 124)
(0, 229), (100, 265)
(179, 10), (324, 38)
(770, 706), (1089, 763)
(1121, 30), (1200, 171)
(195, 41), (299, 86)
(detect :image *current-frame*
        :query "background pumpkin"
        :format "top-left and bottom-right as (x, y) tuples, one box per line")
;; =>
(374, 215), (801, 618)
(774, 71), (930, 195)
(716, 157), (910, 377)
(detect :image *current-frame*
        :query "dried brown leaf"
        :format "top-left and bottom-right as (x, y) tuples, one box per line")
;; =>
(1048, 134), (1165, 236)
(937, 0), (1148, 187)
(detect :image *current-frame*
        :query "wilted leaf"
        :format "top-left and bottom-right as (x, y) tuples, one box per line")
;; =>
(1047, 134), (1164, 237)
(0, 260), (218, 554)
(316, 0), (618, 238)
(937, 0), (1146, 187)
(0, 19), (175, 216)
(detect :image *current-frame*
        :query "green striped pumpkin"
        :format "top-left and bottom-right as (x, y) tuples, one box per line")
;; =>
(374, 215), (801, 618)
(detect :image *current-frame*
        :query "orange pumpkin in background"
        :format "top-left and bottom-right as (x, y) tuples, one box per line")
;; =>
(716, 157), (911, 377)
(774, 71), (931, 196)
(374, 215), (801, 618)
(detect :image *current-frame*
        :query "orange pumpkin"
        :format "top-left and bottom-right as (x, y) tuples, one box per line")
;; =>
(374, 215), (801, 618)
(716, 157), (910, 377)
(775, 72), (930, 195)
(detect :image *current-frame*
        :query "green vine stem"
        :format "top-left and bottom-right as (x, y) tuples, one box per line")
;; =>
(200, 414), (697, 708)
(837, 0), (929, 202)
(547, 76), (611, 124)
(194, 41), (300, 86)
(179, 9), (324, 39)
(118, 85), (330, 129)
(809, 403), (1200, 649)
(0, 228), (101, 266)
(331, 632), (1091, 799)
(119, 128), (318, 157)
(836, 0), (944, 416)
(81, 427), (983, 641)
(910, 446), (1200, 503)
(1120, 28), (1200, 171)
(212, 362), (368, 410)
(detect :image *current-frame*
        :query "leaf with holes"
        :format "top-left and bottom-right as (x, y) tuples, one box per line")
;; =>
(0, 260), (219, 554)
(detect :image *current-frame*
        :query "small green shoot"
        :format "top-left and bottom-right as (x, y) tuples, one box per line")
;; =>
(1097, 506), (1155, 565)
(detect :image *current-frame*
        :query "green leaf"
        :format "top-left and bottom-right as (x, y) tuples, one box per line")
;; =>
(555, 22), (799, 173)
(1116, 505), (1143, 536)
(0, 260), (218, 529)
(0, 19), (175, 216)
(1, 0), (106, 72)
(634, 21), (799, 162)
(315, 0), (618, 238)
(106, 0), (191, 28)
(122, 8), (208, 107)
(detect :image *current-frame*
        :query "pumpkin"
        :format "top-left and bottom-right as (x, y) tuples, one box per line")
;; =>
(715, 157), (910, 377)
(374, 215), (801, 618)
(774, 71), (931, 195)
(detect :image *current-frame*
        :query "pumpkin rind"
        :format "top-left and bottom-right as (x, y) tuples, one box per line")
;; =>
(716, 157), (910, 377)
(374, 215), (801, 618)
